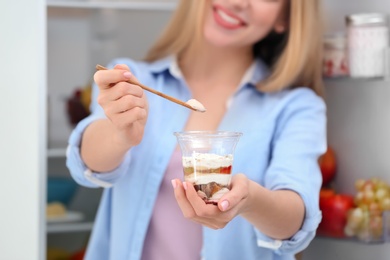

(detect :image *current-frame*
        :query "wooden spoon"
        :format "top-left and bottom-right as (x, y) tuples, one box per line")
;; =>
(96, 64), (206, 113)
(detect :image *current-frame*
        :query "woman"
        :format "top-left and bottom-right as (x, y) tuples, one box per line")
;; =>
(66, 0), (326, 259)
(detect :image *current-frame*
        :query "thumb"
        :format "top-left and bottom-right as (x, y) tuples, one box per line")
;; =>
(218, 173), (248, 212)
(114, 64), (140, 84)
(113, 63), (130, 71)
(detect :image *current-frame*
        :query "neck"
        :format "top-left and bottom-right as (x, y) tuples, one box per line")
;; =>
(179, 41), (254, 87)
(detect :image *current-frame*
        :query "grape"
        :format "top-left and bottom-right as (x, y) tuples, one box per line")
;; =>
(363, 189), (375, 204)
(380, 197), (390, 211)
(375, 188), (388, 202)
(368, 202), (381, 217)
(354, 179), (366, 191)
(362, 180), (375, 193)
(345, 177), (390, 241)
(346, 208), (364, 229)
(344, 224), (356, 236)
(354, 191), (364, 205)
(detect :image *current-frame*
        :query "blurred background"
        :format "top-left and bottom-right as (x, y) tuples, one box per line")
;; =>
(2, 0), (390, 259)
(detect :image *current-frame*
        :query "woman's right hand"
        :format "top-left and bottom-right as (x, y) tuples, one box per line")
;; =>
(93, 64), (148, 149)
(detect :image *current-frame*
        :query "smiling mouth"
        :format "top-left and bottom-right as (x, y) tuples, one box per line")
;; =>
(216, 8), (240, 25)
(213, 6), (246, 29)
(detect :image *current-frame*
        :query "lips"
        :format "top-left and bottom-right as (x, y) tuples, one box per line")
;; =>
(213, 5), (246, 30)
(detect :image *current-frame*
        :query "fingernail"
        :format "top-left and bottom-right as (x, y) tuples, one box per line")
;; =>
(221, 200), (229, 211)
(171, 180), (177, 189)
(123, 71), (132, 78)
(183, 182), (188, 190)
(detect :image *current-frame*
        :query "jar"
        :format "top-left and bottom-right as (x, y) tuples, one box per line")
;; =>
(346, 13), (389, 78)
(323, 32), (349, 78)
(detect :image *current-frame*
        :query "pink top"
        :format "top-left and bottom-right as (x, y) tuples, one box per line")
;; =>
(141, 149), (203, 260)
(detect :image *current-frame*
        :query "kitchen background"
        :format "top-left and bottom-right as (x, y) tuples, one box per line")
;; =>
(2, 0), (390, 259)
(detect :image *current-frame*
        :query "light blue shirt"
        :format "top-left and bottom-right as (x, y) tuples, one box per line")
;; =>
(66, 56), (327, 260)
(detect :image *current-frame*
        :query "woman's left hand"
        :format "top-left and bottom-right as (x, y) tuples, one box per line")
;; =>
(172, 174), (251, 229)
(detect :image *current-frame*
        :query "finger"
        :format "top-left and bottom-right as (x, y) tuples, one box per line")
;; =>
(94, 70), (132, 90)
(113, 63), (130, 71)
(172, 179), (198, 219)
(117, 95), (147, 113)
(183, 183), (229, 229)
(218, 174), (249, 212)
(111, 82), (144, 100)
(104, 82), (144, 102)
(94, 64), (138, 90)
(174, 180), (229, 229)
(110, 106), (148, 129)
(97, 81), (144, 110)
(183, 182), (221, 217)
(105, 95), (146, 116)
(114, 64), (140, 84)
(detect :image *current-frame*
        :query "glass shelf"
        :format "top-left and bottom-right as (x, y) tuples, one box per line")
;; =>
(323, 76), (389, 83)
(48, 148), (67, 158)
(316, 234), (388, 245)
(47, 221), (94, 233)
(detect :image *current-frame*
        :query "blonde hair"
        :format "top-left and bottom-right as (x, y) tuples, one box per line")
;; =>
(145, 0), (324, 97)
(144, 0), (206, 62)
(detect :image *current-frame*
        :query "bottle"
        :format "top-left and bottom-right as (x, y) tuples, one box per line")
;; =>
(346, 13), (389, 78)
(323, 32), (349, 78)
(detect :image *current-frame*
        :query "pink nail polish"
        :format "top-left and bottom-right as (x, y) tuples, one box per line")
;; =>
(183, 182), (188, 190)
(171, 180), (177, 189)
(123, 71), (132, 78)
(221, 200), (229, 211)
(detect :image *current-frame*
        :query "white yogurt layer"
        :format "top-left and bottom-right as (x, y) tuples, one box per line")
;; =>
(185, 173), (231, 185)
(182, 153), (233, 168)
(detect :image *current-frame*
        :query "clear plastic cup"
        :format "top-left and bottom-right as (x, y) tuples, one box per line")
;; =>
(174, 131), (242, 204)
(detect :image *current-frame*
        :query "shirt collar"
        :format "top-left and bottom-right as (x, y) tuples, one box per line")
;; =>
(148, 55), (269, 89)
(148, 55), (172, 71)
(238, 59), (269, 89)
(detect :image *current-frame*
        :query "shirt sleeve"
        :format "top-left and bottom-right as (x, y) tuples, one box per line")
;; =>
(66, 114), (132, 188)
(65, 58), (137, 188)
(254, 88), (327, 255)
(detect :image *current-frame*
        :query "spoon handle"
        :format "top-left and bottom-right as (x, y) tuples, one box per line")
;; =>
(96, 64), (197, 112)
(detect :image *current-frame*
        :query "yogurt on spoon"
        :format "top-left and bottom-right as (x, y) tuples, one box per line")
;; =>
(186, 99), (206, 112)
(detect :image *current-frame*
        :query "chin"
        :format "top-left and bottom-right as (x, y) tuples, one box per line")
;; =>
(203, 31), (242, 50)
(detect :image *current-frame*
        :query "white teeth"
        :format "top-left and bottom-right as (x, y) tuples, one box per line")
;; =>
(217, 9), (240, 25)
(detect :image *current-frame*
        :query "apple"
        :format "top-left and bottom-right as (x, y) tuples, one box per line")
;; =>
(318, 146), (336, 187)
(318, 193), (355, 238)
(71, 248), (86, 260)
(319, 188), (336, 209)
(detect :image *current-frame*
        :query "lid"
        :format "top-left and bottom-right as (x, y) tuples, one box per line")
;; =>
(323, 32), (346, 49)
(346, 13), (388, 26)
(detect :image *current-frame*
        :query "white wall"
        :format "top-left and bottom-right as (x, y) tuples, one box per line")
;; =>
(0, 1), (46, 260)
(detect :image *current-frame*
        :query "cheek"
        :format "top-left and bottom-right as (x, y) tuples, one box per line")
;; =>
(203, 11), (217, 41)
(246, 27), (271, 44)
(248, 12), (280, 41)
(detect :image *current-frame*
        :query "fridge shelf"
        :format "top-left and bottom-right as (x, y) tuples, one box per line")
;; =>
(47, 221), (94, 234)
